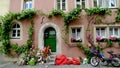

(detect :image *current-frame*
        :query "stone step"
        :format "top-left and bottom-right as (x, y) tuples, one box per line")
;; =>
(47, 52), (56, 64)
(48, 61), (55, 65)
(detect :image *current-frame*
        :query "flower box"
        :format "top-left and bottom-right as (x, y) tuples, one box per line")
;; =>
(109, 36), (120, 42)
(96, 36), (107, 42)
(71, 38), (82, 42)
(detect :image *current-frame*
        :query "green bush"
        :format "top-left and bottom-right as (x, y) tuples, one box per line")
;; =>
(11, 44), (28, 55)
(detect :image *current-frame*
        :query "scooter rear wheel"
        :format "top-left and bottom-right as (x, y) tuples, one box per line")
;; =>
(111, 57), (120, 67)
(90, 57), (99, 67)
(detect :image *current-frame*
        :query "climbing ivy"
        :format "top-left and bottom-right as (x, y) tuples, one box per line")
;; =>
(63, 8), (81, 25)
(47, 9), (65, 18)
(85, 7), (111, 16)
(1, 9), (36, 55)
(116, 8), (120, 22)
(48, 8), (82, 25)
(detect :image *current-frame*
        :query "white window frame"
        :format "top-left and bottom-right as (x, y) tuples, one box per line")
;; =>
(55, 0), (67, 11)
(21, 0), (34, 10)
(92, 0), (117, 8)
(107, 0), (117, 8)
(11, 23), (21, 39)
(109, 27), (120, 37)
(75, 0), (87, 9)
(96, 27), (107, 38)
(94, 25), (120, 43)
(92, 0), (104, 8)
(69, 26), (84, 44)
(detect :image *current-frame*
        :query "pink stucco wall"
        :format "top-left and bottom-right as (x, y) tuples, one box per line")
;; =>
(9, 0), (120, 57)
(9, 0), (21, 12)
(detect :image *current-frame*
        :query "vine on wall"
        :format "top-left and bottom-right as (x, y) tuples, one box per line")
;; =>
(85, 7), (111, 47)
(1, 9), (36, 55)
(116, 8), (120, 22)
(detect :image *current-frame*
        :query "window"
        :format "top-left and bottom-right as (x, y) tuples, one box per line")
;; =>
(71, 27), (82, 42)
(109, 27), (119, 37)
(56, 0), (66, 10)
(93, 0), (103, 7)
(109, 27), (120, 41)
(11, 23), (21, 39)
(24, 0), (33, 10)
(106, 0), (116, 8)
(76, 0), (86, 9)
(96, 27), (107, 42)
(93, 0), (117, 8)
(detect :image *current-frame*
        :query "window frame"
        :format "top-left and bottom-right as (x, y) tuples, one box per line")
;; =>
(55, 0), (67, 11)
(69, 26), (84, 44)
(109, 27), (120, 37)
(22, 0), (34, 10)
(107, 0), (117, 8)
(94, 25), (120, 43)
(92, 0), (117, 8)
(11, 23), (21, 39)
(75, 0), (87, 9)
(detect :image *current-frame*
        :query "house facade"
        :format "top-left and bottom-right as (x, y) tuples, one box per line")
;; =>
(9, 0), (120, 57)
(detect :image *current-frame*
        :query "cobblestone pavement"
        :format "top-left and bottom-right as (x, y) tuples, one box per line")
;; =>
(0, 63), (119, 68)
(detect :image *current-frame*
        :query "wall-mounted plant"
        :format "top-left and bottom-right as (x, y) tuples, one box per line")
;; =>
(116, 8), (120, 22)
(1, 9), (36, 55)
(47, 10), (65, 18)
(85, 7), (111, 16)
(96, 16), (102, 24)
(64, 8), (81, 25)
(107, 40), (113, 47)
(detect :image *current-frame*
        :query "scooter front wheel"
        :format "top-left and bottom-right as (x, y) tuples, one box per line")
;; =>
(90, 57), (100, 67)
(111, 57), (120, 67)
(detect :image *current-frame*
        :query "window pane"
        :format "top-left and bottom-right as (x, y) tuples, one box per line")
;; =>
(82, 1), (85, 9)
(114, 28), (118, 36)
(72, 28), (76, 38)
(62, 3), (66, 10)
(111, 0), (116, 7)
(94, 0), (97, 7)
(77, 0), (80, 1)
(17, 24), (20, 28)
(57, 2), (60, 10)
(12, 34), (16, 37)
(25, 3), (28, 9)
(110, 28), (113, 36)
(62, 0), (66, 10)
(76, 0), (80, 8)
(77, 28), (81, 38)
(98, 0), (102, 7)
(96, 28), (100, 36)
(13, 24), (17, 28)
(106, 0), (109, 7)
(29, 3), (32, 8)
(13, 30), (16, 34)
(57, 0), (60, 2)
(101, 28), (105, 37)
(62, 0), (65, 2)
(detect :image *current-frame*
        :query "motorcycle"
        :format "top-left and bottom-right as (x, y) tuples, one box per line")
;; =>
(90, 49), (120, 67)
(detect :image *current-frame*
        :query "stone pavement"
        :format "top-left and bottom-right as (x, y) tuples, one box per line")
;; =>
(0, 54), (119, 68)
(0, 63), (118, 68)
